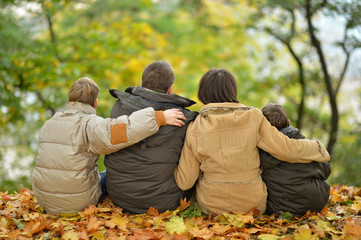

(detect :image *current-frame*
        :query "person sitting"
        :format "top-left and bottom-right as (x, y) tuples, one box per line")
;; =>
(174, 68), (330, 215)
(32, 77), (185, 214)
(259, 103), (331, 217)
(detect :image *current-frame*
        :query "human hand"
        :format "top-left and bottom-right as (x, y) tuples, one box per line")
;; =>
(163, 109), (186, 127)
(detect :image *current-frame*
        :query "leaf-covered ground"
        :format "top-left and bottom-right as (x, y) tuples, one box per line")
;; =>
(0, 185), (360, 239)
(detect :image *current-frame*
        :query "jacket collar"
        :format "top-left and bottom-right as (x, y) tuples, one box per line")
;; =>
(123, 86), (196, 108)
(66, 102), (96, 115)
(200, 102), (250, 114)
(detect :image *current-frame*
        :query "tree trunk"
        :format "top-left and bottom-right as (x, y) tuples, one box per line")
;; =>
(305, 0), (339, 156)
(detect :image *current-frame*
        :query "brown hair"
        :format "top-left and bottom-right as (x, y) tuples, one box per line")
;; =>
(142, 61), (175, 93)
(197, 68), (239, 105)
(68, 77), (99, 106)
(262, 103), (290, 130)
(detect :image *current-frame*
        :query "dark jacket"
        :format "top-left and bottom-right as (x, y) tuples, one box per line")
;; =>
(105, 86), (198, 214)
(259, 126), (331, 217)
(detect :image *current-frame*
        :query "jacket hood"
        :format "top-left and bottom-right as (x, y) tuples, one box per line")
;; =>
(110, 86), (196, 108)
(200, 102), (251, 115)
(67, 102), (96, 115)
(280, 126), (305, 139)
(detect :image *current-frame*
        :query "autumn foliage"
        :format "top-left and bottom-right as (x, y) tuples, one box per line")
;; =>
(0, 185), (361, 239)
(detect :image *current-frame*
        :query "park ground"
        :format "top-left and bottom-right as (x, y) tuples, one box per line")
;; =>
(0, 184), (361, 239)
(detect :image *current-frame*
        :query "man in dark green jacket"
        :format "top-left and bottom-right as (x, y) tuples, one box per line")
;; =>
(105, 61), (198, 214)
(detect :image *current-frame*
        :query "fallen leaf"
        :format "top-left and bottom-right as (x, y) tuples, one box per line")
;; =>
(87, 216), (104, 232)
(147, 206), (159, 216)
(176, 198), (191, 212)
(210, 222), (231, 234)
(165, 216), (187, 235)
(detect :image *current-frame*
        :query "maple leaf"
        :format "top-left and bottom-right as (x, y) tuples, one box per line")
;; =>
(1, 192), (11, 201)
(222, 213), (244, 228)
(257, 234), (281, 240)
(189, 227), (214, 239)
(105, 215), (128, 231)
(293, 225), (318, 240)
(86, 216), (104, 232)
(133, 228), (156, 239)
(176, 198), (191, 212)
(78, 230), (88, 240)
(147, 206), (159, 216)
(7, 229), (20, 240)
(350, 201), (361, 213)
(164, 216), (187, 235)
(23, 217), (50, 235)
(82, 205), (99, 216)
(62, 230), (80, 240)
(342, 221), (361, 237)
(211, 223), (231, 234)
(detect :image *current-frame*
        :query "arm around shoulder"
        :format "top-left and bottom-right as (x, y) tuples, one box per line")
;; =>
(257, 115), (330, 163)
(174, 125), (200, 190)
(86, 107), (161, 155)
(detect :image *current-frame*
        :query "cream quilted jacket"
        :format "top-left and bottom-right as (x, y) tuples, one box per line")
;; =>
(33, 102), (164, 214)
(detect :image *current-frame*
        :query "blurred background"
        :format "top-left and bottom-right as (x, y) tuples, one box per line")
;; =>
(1, 0), (360, 192)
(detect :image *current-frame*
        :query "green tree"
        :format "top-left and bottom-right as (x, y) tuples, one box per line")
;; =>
(249, 0), (361, 156)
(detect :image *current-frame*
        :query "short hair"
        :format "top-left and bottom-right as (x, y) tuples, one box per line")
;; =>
(141, 61), (175, 93)
(262, 103), (290, 130)
(197, 68), (239, 105)
(68, 77), (99, 106)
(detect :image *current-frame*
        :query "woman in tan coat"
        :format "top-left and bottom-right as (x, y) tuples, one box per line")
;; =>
(174, 68), (330, 215)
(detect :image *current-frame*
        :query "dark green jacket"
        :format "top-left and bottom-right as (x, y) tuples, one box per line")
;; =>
(105, 86), (198, 214)
(259, 126), (331, 217)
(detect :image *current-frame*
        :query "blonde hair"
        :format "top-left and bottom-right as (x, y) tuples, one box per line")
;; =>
(68, 77), (99, 106)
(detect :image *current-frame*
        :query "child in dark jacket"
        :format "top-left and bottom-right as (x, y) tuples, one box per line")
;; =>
(259, 103), (331, 217)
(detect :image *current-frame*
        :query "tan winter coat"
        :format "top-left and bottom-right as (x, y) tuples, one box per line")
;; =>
(33, 102), (165, 214)
(174, 102), (330, 215)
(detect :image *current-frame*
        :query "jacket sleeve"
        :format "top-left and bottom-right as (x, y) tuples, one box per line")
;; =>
(86, 107), (165, 155)
(174, 127), (200, 191)
(257, 113), (330, 163)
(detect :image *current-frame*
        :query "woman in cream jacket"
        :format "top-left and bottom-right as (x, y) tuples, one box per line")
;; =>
(174, 68), (330, 215)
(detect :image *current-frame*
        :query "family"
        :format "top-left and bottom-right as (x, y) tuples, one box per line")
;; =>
(32, 61), (331, 217)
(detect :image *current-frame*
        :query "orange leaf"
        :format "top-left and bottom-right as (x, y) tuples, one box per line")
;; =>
(133, 228), (156, 238)
(82, 205), (99, 216)
(211, 223), (231, 234)
(177, 198), (191, 212)
(87, 216), (104, 232)
(147, 206), (159, 216)
(7, 229), (20, 240)
(23, 217), (50, 235)
(343, 221), (361, 237)
(189, 227), (214, 239)
(78, 230), (89, 240)
(1, 192), (11, 201)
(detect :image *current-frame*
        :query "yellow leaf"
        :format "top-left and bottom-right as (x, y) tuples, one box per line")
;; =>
(164, 216), (187, 235)
(294, 225), (318, 240)
(257, 234), (281, 240)
(132, 215), (143, 225)
(110, 215), (128, 231)
(91, 231), (105, 240)
(211, 223), (231, 234)
(350, 201), (361, 212)
(62, 230), (80, 240)
(189, 227), (214, 239)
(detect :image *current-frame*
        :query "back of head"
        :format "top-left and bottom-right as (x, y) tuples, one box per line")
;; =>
(198, 68), (239, 105)
(68, 77), (99, 106)
(262, 103), (290, 130)
(142, 61), (175, 93)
